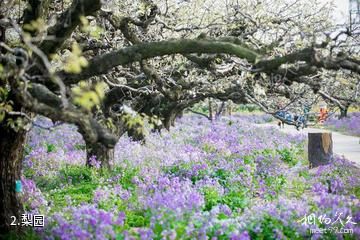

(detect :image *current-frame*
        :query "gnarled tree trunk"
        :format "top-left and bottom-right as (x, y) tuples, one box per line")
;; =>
(0, 125), (26, 234)
(86, 143), (114, 169)
(339, 106), (348, 119)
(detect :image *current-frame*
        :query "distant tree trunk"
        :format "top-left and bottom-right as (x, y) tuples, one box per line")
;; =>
(0, 125), (26, 234)
(308, 133), (333, 168)
(86, 143), (114, 169)
(127, 123), (145, 143)
(208, 98), (213, 121)
(152, 124), (163, 133)
(339, 106), (348, 119)
(227, 101), (233, 115)
(162, 108), (177, 130)
(215, 101), (225, 119)
(177, 110), (184, 119)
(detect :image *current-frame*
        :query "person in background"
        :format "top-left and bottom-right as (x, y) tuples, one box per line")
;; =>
(318, 106), (328, 123)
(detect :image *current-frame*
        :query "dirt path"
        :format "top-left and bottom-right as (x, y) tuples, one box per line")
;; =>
(260, 123), (360, 168)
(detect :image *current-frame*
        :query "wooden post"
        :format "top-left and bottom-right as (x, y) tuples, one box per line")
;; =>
(308, 133), (333, 168)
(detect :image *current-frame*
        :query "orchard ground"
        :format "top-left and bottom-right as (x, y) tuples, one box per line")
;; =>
(9, 113), (360, 239)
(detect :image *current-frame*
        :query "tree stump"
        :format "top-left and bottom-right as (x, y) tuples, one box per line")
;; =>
(308, 133), (333, 168)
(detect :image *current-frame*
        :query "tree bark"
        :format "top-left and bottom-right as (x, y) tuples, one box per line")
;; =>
(22, 0), (50, 36)
(0, 125), (26, 234)
(39, 0), (102, 56)
(127, 122), (146, 144)
(215, 101), (225, 119)
(339, 106), (348, 119)
(208, 98), (213, 121)
(308, 133), (333, 168)
(227, 101), (232, 115)
(164, 113), (175, 130)
(58, 39), (261, 84)
(86, 143), (114, 169)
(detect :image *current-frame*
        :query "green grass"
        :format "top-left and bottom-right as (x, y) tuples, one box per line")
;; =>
(47, 182), (98, 212)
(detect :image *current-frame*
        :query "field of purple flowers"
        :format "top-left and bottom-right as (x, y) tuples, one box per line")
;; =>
(228, 113), (274, 124)
(325, 112), (360, 136)
(21, 114), (359, 239)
